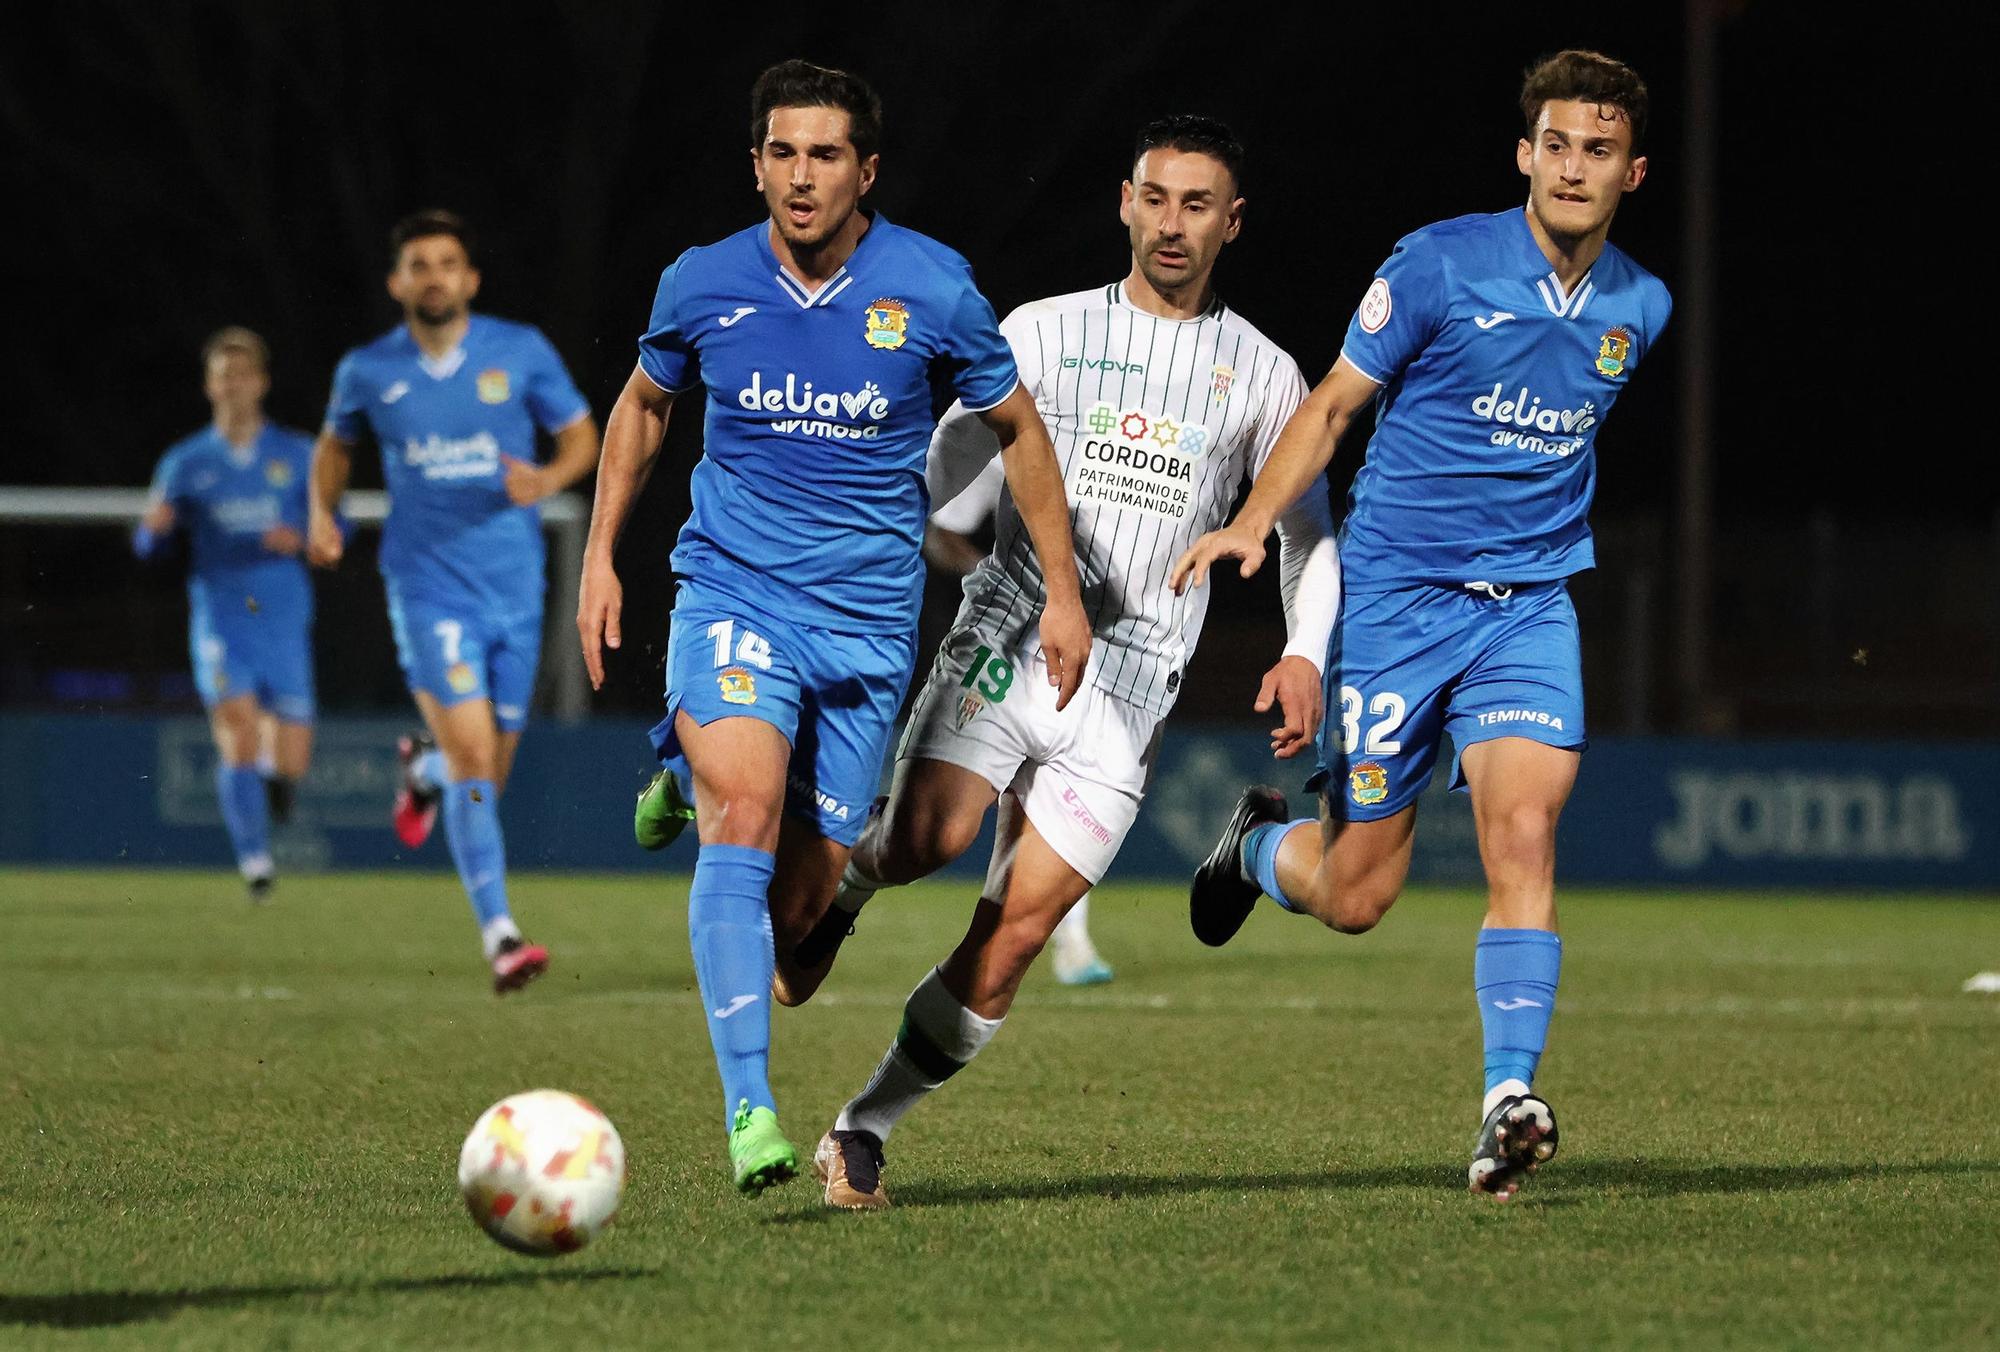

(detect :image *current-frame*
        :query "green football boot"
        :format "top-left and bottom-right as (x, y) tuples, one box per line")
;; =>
(634, 768), (696, 851)
(729, 1099), (799, 1196)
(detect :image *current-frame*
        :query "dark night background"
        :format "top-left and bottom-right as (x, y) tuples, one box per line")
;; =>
(2, 1), (1992, 736)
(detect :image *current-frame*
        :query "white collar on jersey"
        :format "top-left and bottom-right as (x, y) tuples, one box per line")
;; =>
(416, 344), (468, 380)
(1534, 269), (1596, 320)
(774, 266), (855, 310)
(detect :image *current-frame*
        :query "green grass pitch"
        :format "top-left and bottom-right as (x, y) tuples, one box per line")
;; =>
(3, 868), (1996, 1349)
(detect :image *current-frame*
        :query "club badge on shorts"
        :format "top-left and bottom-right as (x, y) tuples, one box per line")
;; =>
(1349, 761), (1389, 807)
(864, 299), (909, 350)
(718, 668), (757, 705)
(955, 691), (984, 729)
(477, 369), (511, 404)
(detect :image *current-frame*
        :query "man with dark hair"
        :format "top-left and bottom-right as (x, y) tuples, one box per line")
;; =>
(579, 59), (1088, 1197)
(136, 327), (318, 900)
(1173, 49), (1671, 1200)
(308, 210), (602, 994)
(790, 115), (1339, 1211)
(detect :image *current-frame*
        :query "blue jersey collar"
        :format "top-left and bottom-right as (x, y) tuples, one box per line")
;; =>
(757, 210), (884, 309)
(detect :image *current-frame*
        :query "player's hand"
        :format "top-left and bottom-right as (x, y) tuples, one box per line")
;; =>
(1169, 522), (1266, 595)
(306, 506), (344, 568)
(1038, 595), (1091, 711)
(577, 554), (623, 691)
(502, 454), (554, 507)
(140, 501), (176, 535)
(262, 524), (304, 557)
(1257, 655), (1323, 759)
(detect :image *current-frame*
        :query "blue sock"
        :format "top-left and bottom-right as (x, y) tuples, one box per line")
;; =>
(411, 750), (445, 794)
(215, 763), (271, 876)
(1242, 819), (1313, 913)
(442, 779), (511, 931)
(1475, 928), (1563, 1095)
(688, 843), (777, 1128)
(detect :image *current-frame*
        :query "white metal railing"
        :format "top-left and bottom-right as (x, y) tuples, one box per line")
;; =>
(0, 486), (591, 720)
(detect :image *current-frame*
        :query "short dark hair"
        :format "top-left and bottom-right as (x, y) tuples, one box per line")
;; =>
(1132, 115), (1246, 194)
(750, 59), (883, 161)
(389, 209), (476, 267)
(1520, 50), (1650, 154)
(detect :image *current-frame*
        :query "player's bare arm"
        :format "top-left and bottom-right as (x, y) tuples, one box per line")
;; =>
(978, 382), (1091, 710)
(1169, 357), (1380, 593)
(504, 414), (603, 507)
(578, 366), (676, 689)
(306, 428), (355, 568)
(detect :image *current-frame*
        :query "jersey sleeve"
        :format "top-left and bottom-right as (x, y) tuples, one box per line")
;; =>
(521, 327), (591, 433)
(637, 253), (702, 394)
(1338, 232), (1450, 386)
(934, 278), (1019, 414)
(929, 449), (1005, 532)
(1247, 354), (1311, 479)
(323, 352), (371, 442)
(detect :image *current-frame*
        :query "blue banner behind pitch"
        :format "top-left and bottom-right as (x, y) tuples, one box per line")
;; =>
(1, 714), (1993, 889)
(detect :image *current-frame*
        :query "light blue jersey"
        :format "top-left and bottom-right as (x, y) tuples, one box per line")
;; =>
(1337, 208), (1672, 589)
(138, 423), (316, 716)
(638, 213), (1019, 635)
(324, 314), (590, 618)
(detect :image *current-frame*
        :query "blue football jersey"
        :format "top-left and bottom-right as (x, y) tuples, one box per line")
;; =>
(1337, 208), (1672, 589)
(638, 214), (1019, 634)
(144, 423), (315, 627)
(325, 314), (590, 616)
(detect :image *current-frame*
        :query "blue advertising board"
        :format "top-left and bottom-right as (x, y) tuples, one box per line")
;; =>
(1, 715), (1993, 889)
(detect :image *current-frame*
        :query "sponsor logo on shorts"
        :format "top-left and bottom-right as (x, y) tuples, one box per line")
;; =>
(477, 369), (510, 404)
(1595, 326), (1632, 379)
(1061, 787), (1113, 846)
(864, 298), (909, 351)
(1475, 709), (1566, 732)
(446, 662), (478, 695)
(787, 770), (851, 821)
(1357, 277), (1391, 333)
(955, 691), (985, 728)
(1349, 761), (1389, 806)
(718, 667), (757, 705)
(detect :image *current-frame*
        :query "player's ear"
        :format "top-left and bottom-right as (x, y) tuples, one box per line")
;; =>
(857, 152), (879, 197)
(1516, 137), (1534, 177)
(750, 146), (765, 193)
(465, 266), (483, 303)
(1118, 180), (1134, 228)
(1623, 154), (1648, 193)
(1222, 196), (1245, 244)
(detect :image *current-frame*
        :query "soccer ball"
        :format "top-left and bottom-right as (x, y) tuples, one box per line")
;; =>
(458, 1090), (625, 1255)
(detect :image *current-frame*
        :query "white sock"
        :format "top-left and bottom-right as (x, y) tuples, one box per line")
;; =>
(836, 966), (1003, 1142)
(239, 852), (274, 883)
(1052, 892), (1096, 959)
(480, 915), (523, 960)
(832, 855), (890, 915)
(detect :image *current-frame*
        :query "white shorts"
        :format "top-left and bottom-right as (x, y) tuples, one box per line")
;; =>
(898, 625), (1165, 884)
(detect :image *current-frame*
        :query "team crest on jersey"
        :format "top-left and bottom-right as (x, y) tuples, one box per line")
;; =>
(264, 461), (293, 488)
(1595, 327), (1631, 379)
(1209, 364), (1235, 405)
(864, 299), (909, 351)
(718, 667), (757, 705)
(446, 662), (478, 695)
(1349, 761), (1389, 807)
(955, 690), (985, 729)
(476, 369), (510, 404)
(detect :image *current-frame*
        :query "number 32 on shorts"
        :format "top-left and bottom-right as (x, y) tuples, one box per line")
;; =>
(1339, 685), (1406, 755)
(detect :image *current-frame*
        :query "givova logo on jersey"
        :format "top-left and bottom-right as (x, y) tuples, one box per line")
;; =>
(1471, 384), (1597, 458)
(737, 371), (891, 440)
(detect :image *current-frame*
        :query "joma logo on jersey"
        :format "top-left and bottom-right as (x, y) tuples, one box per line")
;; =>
(737, 371), (891, 424)
(1061, 356), (1145, 376)
(1476, 709), (1566, 731)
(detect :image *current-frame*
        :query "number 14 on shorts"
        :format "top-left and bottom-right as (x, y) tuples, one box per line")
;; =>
(707, 619), (773, 670)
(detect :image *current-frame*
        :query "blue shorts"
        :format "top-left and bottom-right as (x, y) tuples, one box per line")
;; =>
(1309, 581), (1587, 821)
(387, 584), (541, 732)
(651, 580), (916, 846)
(190, 608), (315, 723)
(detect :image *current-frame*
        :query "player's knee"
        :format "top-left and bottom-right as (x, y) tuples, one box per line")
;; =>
(700, 790), (783, 849)
(1482, 802), (1559, 870)
(212, 710), (259, 763)
(874, 804), (979, 883)
(1317, 878), (1401, 935)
